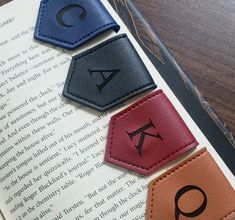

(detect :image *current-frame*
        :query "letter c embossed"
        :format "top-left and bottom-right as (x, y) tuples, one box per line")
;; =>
(174, 185), (207, 220)
(56, 4), (87, 28)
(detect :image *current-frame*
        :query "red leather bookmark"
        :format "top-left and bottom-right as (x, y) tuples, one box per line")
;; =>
(105, 90), (198, 175)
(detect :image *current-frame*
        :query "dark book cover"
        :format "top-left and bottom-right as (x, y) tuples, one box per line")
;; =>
(108, 0), (235, 174)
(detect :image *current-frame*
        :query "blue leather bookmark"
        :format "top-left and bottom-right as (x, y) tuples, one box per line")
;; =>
(63, 34), (157, 112)
(34, 0), (120, 50)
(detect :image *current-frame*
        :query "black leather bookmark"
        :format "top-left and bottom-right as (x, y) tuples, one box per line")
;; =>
(63, 34), (157, 111)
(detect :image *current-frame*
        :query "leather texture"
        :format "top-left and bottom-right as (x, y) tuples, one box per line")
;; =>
(34, 0), (120, 49)
(146, 148), (235, 220)
(105, 90), (198, 175)
(63, 34), (156, 111)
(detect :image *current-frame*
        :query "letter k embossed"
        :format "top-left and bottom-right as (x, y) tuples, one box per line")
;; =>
(34, 0), (120, 49)
(105, 90), (198, 175)
(63, 34), (156, 111)
(127, 119), (163, 157)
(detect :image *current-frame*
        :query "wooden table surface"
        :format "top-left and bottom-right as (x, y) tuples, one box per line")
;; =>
(1, 0), (234, 134)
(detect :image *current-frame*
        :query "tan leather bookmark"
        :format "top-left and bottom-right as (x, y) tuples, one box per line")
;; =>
(146, 148), (235, 220)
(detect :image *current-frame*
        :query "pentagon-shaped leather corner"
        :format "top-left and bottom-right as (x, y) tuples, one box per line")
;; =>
(146, 148), (235, 220)
(63, 34), (157, 111)
(105, 90), (198, 175)
(34, 0), (120, 49)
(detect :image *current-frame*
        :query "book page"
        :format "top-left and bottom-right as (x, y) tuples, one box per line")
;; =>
(0, 1), (234, 220)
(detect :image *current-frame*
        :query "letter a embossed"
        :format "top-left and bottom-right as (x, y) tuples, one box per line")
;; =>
(127, 119), (163, 157)
(88, 69), (120, 93)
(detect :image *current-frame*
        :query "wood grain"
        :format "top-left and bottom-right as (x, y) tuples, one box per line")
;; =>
(133, 0), (235, 133)
(0, 0), (10, 6)
(0, 0), (234, 134)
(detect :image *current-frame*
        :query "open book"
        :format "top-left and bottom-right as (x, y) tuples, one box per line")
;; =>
(0, 0), (234, 219)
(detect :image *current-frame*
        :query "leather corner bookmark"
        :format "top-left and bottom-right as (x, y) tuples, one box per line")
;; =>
(105, 90), (198, 175)
(34, 0), (120, 49)
(146, 148), (235, 220)
(63, 34), (157, 111)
